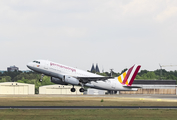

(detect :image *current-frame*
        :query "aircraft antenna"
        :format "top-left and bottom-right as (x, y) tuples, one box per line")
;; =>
(159, 64), (177, 80)
(110, 69), (113, 77)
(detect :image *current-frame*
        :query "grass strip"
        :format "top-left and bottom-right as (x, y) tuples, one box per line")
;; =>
(0, 109), (177, 120)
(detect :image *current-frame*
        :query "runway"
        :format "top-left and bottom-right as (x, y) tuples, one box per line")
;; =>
(0, 94), (177, 99)
(1, 106), (177, 109)
(0, 94), (177, 109)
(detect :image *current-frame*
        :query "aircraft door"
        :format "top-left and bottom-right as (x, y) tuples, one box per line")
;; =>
(44, 61), (49, 69)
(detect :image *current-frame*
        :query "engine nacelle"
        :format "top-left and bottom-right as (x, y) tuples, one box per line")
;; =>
(64, 76), (80, 85)
(50, 77), (68, 85)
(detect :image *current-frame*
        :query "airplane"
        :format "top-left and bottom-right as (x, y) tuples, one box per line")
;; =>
(27, 60), (141, 92)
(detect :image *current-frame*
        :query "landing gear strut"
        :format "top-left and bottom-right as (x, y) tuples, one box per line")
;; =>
(79, 82), (85, 92)
(39, 74), (44, 82)
(71, 85), (76, 92)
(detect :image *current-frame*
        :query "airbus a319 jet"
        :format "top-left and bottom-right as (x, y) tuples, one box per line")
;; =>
(27, 60), (141, 92)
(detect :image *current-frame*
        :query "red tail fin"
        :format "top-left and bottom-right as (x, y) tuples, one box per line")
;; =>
(117, 64), (141, 86)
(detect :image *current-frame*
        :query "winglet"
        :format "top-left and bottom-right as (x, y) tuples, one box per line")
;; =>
(117, 64), (141, 86)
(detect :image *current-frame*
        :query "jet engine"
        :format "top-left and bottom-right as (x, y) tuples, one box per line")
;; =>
(64, 76), (80, 85)
(50, 77), (68, 85)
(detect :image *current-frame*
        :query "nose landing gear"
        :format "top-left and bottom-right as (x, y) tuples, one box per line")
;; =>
(39, 74), (44, 82)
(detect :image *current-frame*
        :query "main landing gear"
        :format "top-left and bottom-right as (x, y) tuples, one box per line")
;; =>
(79, 82), (85, 92)
(39, 74), (44, 82)
(71, 85), (76, 92)
(70, 85), (85, 93)
(71, 88), (76, 92)
(79, 88), (84, 92)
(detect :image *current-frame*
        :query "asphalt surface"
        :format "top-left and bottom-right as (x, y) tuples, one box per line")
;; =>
(0, 94), (177, 99)
(1, 106), (177, 109)
(117, 94), (177, 99)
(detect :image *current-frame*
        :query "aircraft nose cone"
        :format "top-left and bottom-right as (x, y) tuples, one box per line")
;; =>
(27, 64), (30, 68)
(27, 62), (32, 69)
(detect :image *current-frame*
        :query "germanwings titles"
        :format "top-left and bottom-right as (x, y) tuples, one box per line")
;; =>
(27, 60), (141, 92)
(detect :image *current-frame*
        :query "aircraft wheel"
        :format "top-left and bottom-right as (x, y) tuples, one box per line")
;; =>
(79, 88), (84, 92)
(71, 88), (76, 92)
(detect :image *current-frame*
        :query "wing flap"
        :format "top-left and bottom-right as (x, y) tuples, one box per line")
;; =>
(123, 85), (142, 88)
(76, 76), (113, 82)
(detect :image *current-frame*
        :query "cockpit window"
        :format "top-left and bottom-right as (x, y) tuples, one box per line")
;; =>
(33, 61), (40, 64)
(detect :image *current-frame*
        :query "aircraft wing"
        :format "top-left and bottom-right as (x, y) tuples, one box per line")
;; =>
(76, 76), (113, 83)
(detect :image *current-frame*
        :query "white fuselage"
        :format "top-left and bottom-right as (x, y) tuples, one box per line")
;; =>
(27, 60), (137, 91)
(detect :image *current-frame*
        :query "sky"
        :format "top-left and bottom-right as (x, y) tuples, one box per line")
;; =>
(0, 0), (177, 72)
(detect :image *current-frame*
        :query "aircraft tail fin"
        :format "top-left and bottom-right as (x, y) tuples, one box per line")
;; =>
(117, 64), (141, 86)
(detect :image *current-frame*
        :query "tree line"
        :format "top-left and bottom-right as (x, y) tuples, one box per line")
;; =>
(94, 69), (177, 80)
(0, 69), (177, 93)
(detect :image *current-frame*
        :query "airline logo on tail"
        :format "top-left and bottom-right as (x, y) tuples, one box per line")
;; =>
(118, 64), (141, 86)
